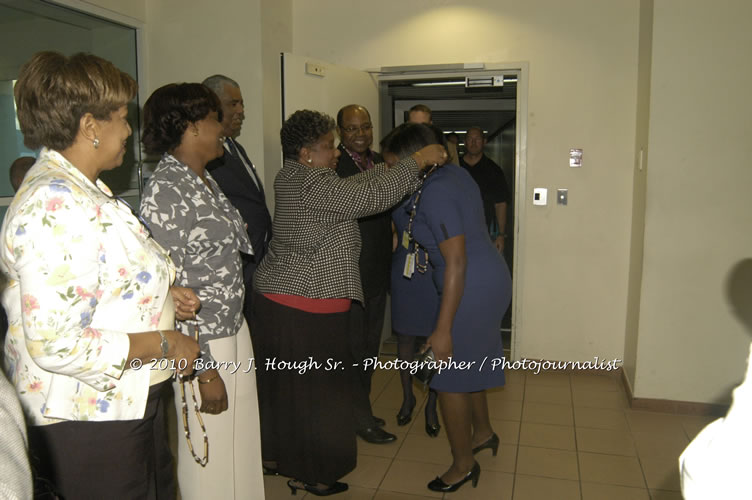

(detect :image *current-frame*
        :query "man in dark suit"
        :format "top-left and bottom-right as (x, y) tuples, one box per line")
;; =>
(203, 75), (272, 327)
(335, 104), (396, 445)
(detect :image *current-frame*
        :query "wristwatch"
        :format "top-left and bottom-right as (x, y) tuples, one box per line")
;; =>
(158, 330), (169, 358)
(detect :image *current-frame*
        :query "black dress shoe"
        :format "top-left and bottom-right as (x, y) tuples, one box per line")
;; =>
(427, 462), (480, 492)
(288, 479), (348, 496)
(472, 432), (500, 456)
(357, 426), (397, 444)
(262, 465), (279, 476)
(396, 395), (416, 426)
(425, 422), (441, 438)
(373, 416), (386, 427)
(425, 403), (440, 437)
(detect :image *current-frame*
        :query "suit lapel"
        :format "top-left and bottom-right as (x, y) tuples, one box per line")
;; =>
(226, 139), (266, 200)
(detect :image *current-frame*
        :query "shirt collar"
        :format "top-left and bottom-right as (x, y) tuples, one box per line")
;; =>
(40, 148), (114, 200)
(340, 144), (376, 170)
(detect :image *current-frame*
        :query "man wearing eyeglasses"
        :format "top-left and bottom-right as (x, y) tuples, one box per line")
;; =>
(335, 104), (396, 445)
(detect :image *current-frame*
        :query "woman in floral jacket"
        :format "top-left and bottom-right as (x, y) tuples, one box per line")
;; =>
(2, 51), (200, 499)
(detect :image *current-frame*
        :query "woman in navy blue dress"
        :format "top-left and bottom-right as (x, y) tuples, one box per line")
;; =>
(382, 123), (511, 493)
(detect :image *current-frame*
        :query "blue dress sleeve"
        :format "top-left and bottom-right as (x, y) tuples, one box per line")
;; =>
(419, 179), (465, 244)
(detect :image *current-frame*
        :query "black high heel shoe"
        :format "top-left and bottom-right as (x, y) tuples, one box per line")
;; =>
(396, 395), (416, 426)
(425, 406), (440, 437)
(427, 462), (480, 492)
(472, 432), (500, 456)
(287, 479), (348, 496)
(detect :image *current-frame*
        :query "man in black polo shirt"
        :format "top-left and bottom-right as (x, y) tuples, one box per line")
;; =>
(335, 104), (396, 445)
(460, 126), (510, 253)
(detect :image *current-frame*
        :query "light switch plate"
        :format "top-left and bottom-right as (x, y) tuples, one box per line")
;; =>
(557, 189), (568, 205)
(533, 188), (547, 206)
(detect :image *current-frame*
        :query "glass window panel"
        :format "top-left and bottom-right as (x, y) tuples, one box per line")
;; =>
(0, 0), (140, 204)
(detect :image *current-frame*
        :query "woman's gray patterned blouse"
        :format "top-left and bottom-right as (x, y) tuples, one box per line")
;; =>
(140, 154), (253, 369)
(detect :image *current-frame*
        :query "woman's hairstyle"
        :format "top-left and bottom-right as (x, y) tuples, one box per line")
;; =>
(14, 51), (137, 151)
(381, 122), (446, 160)
(280, 110), (336, 159)
(141, 83), (222, 155)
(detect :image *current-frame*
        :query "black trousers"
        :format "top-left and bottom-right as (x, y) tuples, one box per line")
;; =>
(28, 381), (174, 500)
(348, 290), (387, 431)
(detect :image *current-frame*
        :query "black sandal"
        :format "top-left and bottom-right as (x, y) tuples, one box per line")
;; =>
(287, 479), (348, 496)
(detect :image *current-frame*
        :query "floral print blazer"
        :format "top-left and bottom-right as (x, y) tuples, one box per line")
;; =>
(0, 149), (175, 425)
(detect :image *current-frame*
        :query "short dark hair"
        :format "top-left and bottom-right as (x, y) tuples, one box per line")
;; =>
(281, 110), (336, 159)
(14, 51), (137, 151)
(141, 83), (222, 155)
(381, 122), (445, 159)
(408, 104), (432, 119)
(465, 126), (485, 139)
(336, 104), (371, 128)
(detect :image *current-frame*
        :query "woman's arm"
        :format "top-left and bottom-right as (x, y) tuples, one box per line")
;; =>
(426, 235), (467, 362)
(127, 330), (199, 377)
(302, 145), (447, 221)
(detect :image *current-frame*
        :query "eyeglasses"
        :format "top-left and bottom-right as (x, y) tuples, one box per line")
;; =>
(341, 123), (373, 134)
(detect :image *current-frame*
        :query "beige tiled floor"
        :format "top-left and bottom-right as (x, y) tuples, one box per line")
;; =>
(263, 349), (714, 499)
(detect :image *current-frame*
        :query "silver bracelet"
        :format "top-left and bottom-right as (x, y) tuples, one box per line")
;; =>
(158, 330), (169, 358)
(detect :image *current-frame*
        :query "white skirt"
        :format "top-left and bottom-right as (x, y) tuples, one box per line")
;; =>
(171, 320), (264, 499)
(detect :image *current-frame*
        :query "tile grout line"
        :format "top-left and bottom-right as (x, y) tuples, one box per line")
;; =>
(509, 370), (526, 500)
(568, 374), (585, 500)
(370, 368), (437, 500)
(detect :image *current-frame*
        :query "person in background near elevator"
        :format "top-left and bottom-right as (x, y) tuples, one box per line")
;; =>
(407, 104), (459, 165)
(203, 75), (272, 327)
(407, 104), (432, 126)
(460, 126), (509, 253)
(9, 156), (35, 192)
(335, 104), (397, 445)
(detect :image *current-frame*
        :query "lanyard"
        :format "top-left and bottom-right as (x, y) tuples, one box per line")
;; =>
(403, 165), (437, 277)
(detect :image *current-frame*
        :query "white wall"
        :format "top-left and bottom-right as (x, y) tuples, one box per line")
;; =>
(292, 0), (641, 364)
(144, 0), (264, 163)
(259, 0), (293, 207)
(635, 0), (752, 403)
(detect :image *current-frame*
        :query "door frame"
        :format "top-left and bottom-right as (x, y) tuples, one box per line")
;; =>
(373, 63), (529, 361)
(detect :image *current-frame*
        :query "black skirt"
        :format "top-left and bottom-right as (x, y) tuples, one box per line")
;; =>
(251, 293), (356, 485)
(27, 380), (174, 500)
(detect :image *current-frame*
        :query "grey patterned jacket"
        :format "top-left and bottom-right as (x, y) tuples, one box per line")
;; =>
(140, 154), (253, 367)
(254, 156), (422, 303)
